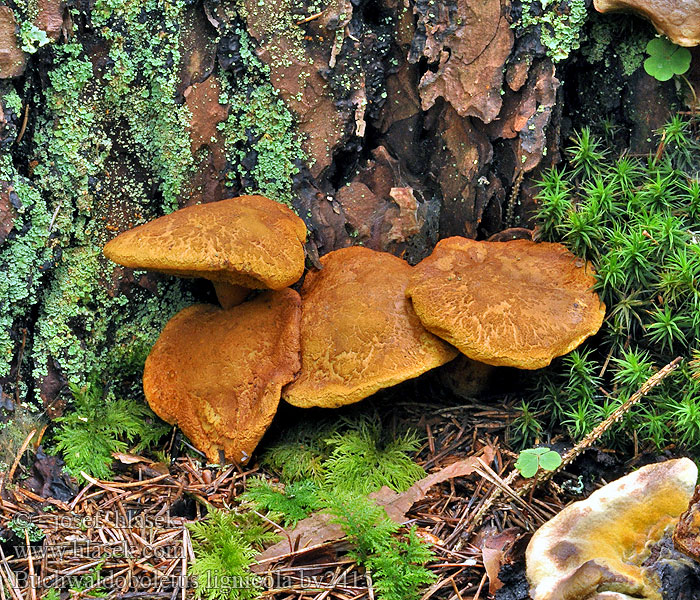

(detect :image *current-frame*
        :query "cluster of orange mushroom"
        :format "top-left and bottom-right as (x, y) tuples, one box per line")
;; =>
(103, 195), (606, 465)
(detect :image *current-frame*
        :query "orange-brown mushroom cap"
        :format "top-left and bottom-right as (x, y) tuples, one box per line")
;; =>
(103, 195), (307, 291)
(143, 289), (301, 464)
(282, 247), (458, 409)
(406, 237), (606, 369)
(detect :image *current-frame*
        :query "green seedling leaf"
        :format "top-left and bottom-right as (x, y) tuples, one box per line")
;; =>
(515, 447), (562, 477)
(538, 449), (563, 471)
(514, 451), (540, 478)
(644, 37), (691, 82)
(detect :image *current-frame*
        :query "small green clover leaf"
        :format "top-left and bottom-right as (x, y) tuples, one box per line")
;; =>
(644, 37), (691, 82)
(515, 447), (562, 478)
(514, 450), (540, 478)
(538, 448), (563, 471)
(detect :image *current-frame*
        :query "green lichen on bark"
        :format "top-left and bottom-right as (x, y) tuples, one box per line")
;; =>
(31, 245), (192, 388)
(218, 28), (307, 209)
(90, 0), (194, 213)
(514, 0), (588, 62)
(0, 155), (51, 380)
(2, 0), (312, 401)
(1, 0), (197, 399)
(581, 14), (651, 76)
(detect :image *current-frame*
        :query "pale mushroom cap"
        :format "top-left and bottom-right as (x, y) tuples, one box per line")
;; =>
(405, 237), (606, 369)
(103, 195), (307, 290)
(526, 458), (698, 600)
(143, 289), (301, 464)
(594, 0), (700, 47)
(283, 246), (458, 409)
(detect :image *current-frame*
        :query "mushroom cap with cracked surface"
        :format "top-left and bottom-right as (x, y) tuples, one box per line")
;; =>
(594, 0), (700, 47)
(405, 237), (606, 369)
(526, 458), (698, 600)
(282, 246), (458, 409)
(143, 289), (301, 464)
(103, 195), (307, 290)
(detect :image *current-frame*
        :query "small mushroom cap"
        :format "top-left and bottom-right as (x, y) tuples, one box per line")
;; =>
(283, 246), (458, 409)
(103, 195), (307, 290)
(594, 0), (700, 47)
(526, 458), (698, 600)
(143, 289), (301, 464)
(405, 237), (606, 369)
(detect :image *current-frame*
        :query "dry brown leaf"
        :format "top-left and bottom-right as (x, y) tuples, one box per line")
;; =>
(112, 452), (153, 465)
(478, 527), (519, 594)
(370, 446), (495, 522)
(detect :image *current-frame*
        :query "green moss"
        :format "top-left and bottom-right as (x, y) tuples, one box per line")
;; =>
(53, 379), (170, 482)
(524, 118), (700, 451)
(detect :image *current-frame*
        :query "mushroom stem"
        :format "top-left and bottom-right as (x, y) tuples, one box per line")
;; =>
(213, 282), (249, 308)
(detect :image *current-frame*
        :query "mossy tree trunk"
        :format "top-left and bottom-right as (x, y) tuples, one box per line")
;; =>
(0, 0), (688, 413)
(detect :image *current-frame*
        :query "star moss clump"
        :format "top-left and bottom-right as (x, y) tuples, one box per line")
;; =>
(512, 117), (700, 451)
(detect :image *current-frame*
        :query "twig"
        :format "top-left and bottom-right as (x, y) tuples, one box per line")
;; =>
(296, 11), (324, 25)
(469, 357), (682, 531)
(474, 459), (548, 524)
(465, 470), (518, 533)
(79, 471), (171, 489)
(471, 572), (487, 600)
(541, 356), (682, 481)
(2, 429), (36, 492)
(253, 510), (295, 555)
(181, 528), (188, 600)
(24, 531), (36, 600)
(15, 103), (29, 145)
(0, 544), (23, 600)
(449, 574), (464, 600)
